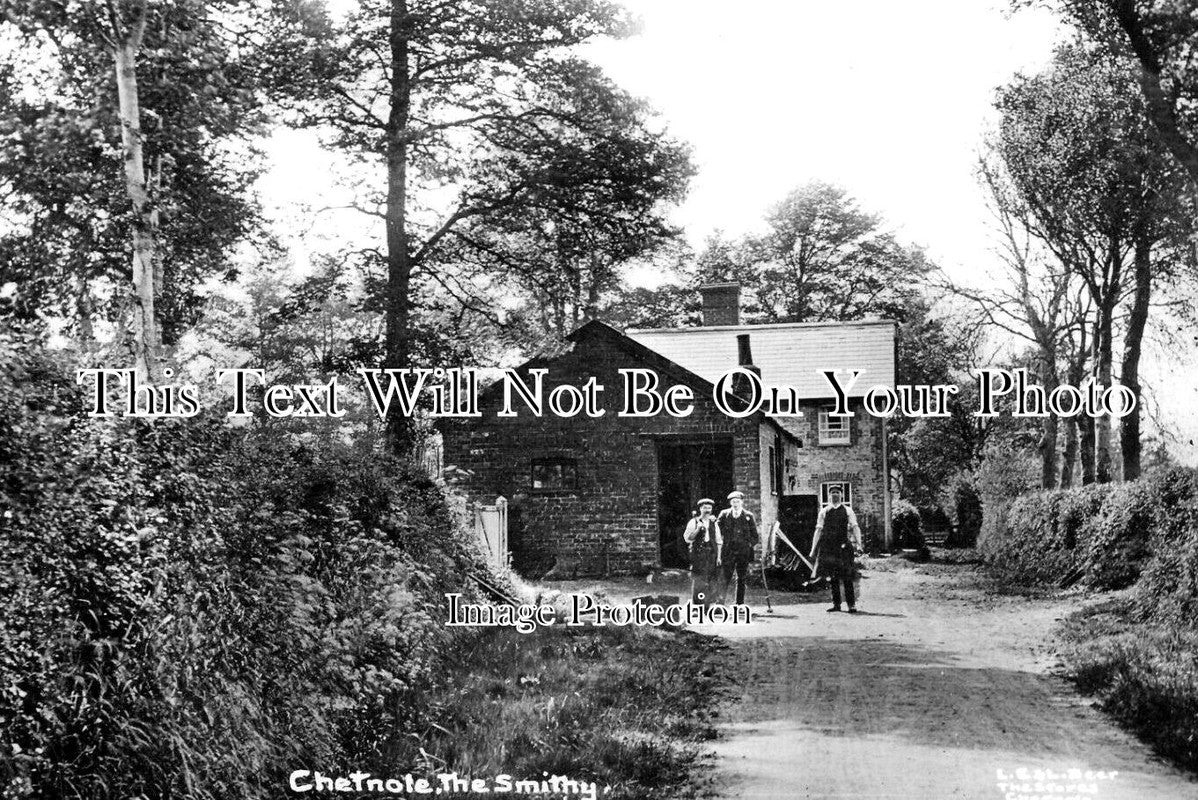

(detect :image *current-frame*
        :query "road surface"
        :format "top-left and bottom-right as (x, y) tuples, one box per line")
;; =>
(691, 558), (1197, 800)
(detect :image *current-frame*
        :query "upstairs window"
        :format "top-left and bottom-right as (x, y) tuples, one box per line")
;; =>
(531, 458), (578, 491)
(818, 411), (851, 445)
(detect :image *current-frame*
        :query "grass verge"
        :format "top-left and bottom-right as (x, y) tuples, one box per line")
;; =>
(384, 624), (726, 800)
(1057, 597), (1198, 773)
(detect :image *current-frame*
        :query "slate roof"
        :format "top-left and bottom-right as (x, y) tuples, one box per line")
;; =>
(626, 320), (897, 399)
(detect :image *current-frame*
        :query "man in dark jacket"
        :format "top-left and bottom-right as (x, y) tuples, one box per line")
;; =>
(809, 486), (863, 612)
(717, 490), (757, 605)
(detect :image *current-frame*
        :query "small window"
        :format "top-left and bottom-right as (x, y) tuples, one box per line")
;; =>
(531, 458), (578, 491)
(818, 411), (851, 445)
(820, 482), (852, 506)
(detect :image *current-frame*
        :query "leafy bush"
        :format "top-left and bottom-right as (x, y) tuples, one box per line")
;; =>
(1080, 480), (1157, 590)
(1129, 469), (1198, 629)
(977, 467), (1198, 594)
(975, 443), (1039, 558)
(0, 337), (491, 799)
(939, 470), (982, 548)
(891, 499), (923, 550)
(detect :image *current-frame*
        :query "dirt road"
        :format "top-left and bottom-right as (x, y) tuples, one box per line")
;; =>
(692, 559), (1197, 800)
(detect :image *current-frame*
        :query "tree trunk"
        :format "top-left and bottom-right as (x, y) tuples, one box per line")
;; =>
(1060, 345), (1085, 488)
(112, 34), (158, 381)
(1060, 413), (1078, 488)
(1094, 300), (1115, 483)
(1039, 352), (1059, 489)
(1121, 237), (1152, 482)
(384, 0), (415, 455)
(1079, 415), (1096, 484)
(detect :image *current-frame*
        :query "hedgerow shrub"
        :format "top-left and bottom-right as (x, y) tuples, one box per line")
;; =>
(0, 337), (490, 799)
(978, 467), (1198, 593)
(1080, 480), (1157, 590)
(1129, 469), (1198, 628)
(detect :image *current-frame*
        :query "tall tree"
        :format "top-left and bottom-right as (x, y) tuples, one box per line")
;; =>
(691, 182), (934, 324)
(944, 155), (1086, 488)
(993, 44), (1190, 482)
(751, 182), (933, 322)
(0, 1), (277, 375)
(279, 0), (684, 453)
(1058, 1), (1198, 195)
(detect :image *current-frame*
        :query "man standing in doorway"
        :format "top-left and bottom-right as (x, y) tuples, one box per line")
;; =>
(718, 490), (757, 606)
(809, 485), (863, 613)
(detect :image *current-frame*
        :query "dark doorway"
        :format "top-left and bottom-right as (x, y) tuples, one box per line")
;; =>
(777, 494), (820, 559)
(657, 439), (734, 567)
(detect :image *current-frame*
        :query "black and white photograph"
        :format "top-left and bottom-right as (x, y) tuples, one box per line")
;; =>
(2, 1), (1198, 798)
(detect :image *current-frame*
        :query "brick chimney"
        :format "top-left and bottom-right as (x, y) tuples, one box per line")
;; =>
(732, 333), (762, 402)
(699, 283), (741, 326)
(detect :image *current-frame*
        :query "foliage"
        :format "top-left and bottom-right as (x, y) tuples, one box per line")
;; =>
(0, 1), (285, 343)
(940, 471), (983, 548)
(0, 334), (490, 799)
(977, 466), (1198, 593)
(272, 0), (693, 446)
(890, 499), (923, 550)
(975, 441), (1042, 558)
(392, 625), (724, 800)
(693, 182), (933, 324)
(1053, 0), (1198, 196)
(1129, 468), (1198, 628)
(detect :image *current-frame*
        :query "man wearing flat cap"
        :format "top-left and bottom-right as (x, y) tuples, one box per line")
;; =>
(684, 498), (722, 606)
(809, 485), (863, 613)
(717, 490), (757, 605)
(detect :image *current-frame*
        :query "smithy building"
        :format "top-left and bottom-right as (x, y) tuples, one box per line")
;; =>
(440, 284), (896, 576)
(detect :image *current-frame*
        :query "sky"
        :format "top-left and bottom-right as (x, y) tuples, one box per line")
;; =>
(260, 0), (1198, 463)
(580, 0), (1065, 271)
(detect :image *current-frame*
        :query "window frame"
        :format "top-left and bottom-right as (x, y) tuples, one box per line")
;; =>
(530, 457), (579, 492)
(818, 410), (851, 446)
(819, 481), (853, 506)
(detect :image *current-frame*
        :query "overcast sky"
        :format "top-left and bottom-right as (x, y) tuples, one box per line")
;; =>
(261, 0), (1198, 463)
(581, 0), (1065, 272)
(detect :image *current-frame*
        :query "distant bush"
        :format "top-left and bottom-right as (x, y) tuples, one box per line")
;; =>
(975, 443), (1039, 558)
(939, 471), (982, 548)
(891, 499), (923, 550)
(0, 337), (490, 799)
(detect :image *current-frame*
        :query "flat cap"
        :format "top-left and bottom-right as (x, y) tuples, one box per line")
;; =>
(696, 498), (715, 507)
(727, 490), (745, 500)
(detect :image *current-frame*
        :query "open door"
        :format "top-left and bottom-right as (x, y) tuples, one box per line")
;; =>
(656, 439), (734, 567)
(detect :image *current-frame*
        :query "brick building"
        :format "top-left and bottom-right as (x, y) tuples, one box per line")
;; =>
(440, 285), (896, 576)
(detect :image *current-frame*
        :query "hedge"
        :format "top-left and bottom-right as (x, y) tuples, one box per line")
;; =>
(0, 337), (491, 799)
(978, 466), (1198, 602)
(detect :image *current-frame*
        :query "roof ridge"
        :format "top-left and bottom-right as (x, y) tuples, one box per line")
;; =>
(628, 319), (897, 334)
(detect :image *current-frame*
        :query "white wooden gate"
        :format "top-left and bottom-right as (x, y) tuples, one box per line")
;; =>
(474, 496), (508, 572)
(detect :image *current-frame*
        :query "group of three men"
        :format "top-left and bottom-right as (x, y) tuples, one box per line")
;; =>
(683, 486), (863, 613)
